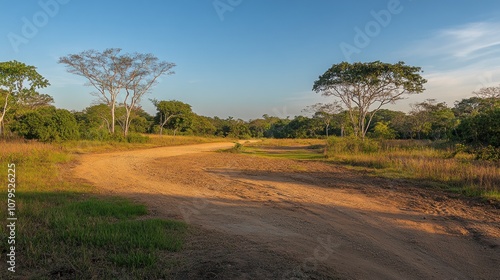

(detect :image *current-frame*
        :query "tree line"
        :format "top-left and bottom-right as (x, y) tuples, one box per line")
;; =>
(1, 55), (499, 159)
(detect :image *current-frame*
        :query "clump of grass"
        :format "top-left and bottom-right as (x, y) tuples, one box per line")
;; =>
(223, 142), (245, 153)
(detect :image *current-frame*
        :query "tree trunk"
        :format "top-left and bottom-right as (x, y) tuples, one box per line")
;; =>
(110, 101), (116, 134)
(0, 91), (10, 136)
(123, 109), (131, 137)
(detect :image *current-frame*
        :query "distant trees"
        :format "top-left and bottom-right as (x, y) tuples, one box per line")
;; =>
(313, 61), (426, 139)
(59, 48), (175, 136)
(408, 99), (457, 140)
(0, 61), (50, 135)
(373, 121), (396, 139)
(304, 102), (342, 138)
(454, 87), (500, 158)
(151, 99), (193, 135)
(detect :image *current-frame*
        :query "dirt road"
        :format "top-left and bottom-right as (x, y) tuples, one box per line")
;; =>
(73, 142), (500, 279)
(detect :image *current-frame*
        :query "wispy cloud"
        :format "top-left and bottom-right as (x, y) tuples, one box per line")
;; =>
(411, 21), (500, 64)
(399, 20), (500, 107)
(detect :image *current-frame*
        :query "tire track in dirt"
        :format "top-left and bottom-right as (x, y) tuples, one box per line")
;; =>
(73, 143), (500, 279)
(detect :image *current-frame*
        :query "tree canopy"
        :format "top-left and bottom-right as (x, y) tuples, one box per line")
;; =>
(151, 99), (193, 135)
(0, 60), (50, 135)
(313, 61), (426, 139)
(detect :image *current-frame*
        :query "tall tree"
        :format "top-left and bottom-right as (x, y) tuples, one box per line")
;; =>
(313, 61), (426, 139)
(121, 53), (175, 136)
(59, 49), (124, 134)
(59, 48), (175, 136)
(0, 61), (49, 135)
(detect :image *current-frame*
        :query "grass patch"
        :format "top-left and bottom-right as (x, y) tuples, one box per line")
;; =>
(246, 147), (325, 160)
(61, 135), (231, 154)
(234, 138), (500, 201)
(248, 138), (326, 147)
(0, 139), (188, 279)
(235, 139), (326, 160)
(326, 137), (500, 201)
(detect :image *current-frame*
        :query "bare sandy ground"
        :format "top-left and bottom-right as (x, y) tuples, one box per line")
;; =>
(73, 142), (500, 279)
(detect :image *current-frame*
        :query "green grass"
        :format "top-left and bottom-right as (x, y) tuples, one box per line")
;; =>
(224, 140), (326, 160)
(0, 140), (188, 279)
(244, 147), (325, 160)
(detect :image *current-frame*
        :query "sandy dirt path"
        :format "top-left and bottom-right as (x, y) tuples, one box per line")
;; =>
(73, 142), (500, 279)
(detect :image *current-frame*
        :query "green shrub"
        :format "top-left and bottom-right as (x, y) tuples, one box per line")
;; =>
(225, 142), (244, 153)
(474, 146), (500, 161)
(327, 136), (380, 155)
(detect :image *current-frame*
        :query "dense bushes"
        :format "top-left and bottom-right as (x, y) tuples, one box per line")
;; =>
(14, 107), (79, 142)
(455, 107), (500, 160)
(456, 107), (500, 148)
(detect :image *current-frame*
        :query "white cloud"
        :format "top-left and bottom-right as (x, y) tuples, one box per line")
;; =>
(411, 21), (500, 63)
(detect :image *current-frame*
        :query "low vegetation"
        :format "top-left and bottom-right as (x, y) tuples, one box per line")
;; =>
(326, 137), (500, 200)
(239, 138), (500, 201)
(0, 140), (188, 279)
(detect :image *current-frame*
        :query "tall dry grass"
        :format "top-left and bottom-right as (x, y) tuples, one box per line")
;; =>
(327, 138), (500, 199)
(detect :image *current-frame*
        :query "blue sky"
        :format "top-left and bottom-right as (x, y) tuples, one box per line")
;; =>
(1, 0), (500, 120)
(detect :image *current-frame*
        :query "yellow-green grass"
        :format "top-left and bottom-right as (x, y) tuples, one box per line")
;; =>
(0, 141), (187, 279)
(241, 146), (326, 160)
(226, 139), (326, 160)
(326, 140), (500, 201)
(238, 139), (500, 201)
(61, 134), (232, 154)
(248, 138), (326, 147)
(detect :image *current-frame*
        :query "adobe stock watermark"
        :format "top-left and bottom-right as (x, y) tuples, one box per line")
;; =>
(281, 235), (340, 279)
(7, 0), (70, 53)
(178, 169), (240, 223)
(213, 0), (243, 21)
(272, 105), (290, 120)
(339, 0), (404, 61)
(475, 71), (497, 91)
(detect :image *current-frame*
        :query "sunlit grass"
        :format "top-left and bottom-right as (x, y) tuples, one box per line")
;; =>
(61, 135), (230, 154)
(238, 138), (500, 201)
(326, 139), (500, 201)
(249, 138), (326, 147)
(0, 139), (187, 278)
(243, 146), (325, 160)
